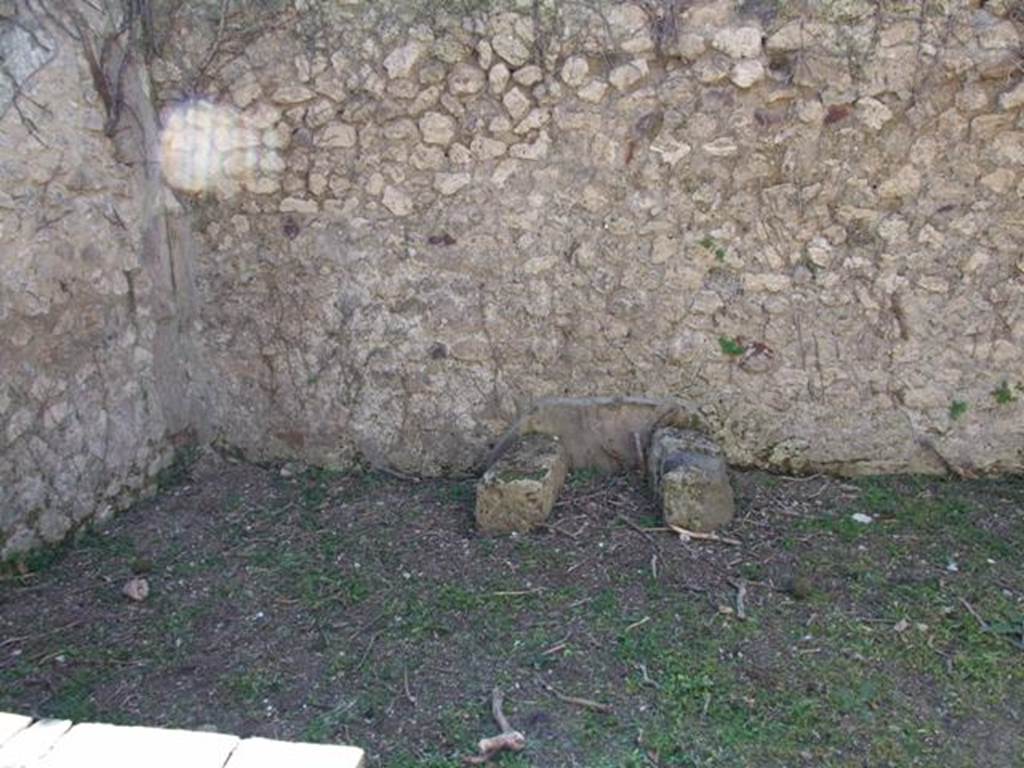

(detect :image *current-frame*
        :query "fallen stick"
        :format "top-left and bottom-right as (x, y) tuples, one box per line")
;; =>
(731, 580), (748, 621)
(464, 687), (526, 765)
(539, 681), (613, 714)
(659, 524), (742, 546)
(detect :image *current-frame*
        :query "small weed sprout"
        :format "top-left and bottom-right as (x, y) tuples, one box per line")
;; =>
(718, 336), (746, 357)
(949, 400), (968, 420)
(699, 235), (727, 262)
(992, 381), (1017, 405)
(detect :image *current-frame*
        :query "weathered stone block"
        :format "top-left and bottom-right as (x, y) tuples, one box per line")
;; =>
(647, 428), (734, 532)
(475, 434), (567, 534)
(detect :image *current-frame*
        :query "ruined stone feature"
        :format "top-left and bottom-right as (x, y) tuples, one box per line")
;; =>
(475, 434), (568, 535)
(647, 429), (735, 533)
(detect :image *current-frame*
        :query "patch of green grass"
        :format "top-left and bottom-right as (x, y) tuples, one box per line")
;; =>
(718, 335), (746, 357)
(949, 399), (968, 420)
(439, 482), (475, 505)
(45, 669), (103, 722)
(567, 467), (604, 489)
(224, 666), (282, 706)
(992, 380), (1018, 405)
(699, 235), (728, 262)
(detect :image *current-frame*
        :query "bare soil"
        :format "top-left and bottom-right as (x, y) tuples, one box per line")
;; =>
(1, 452), (1022, 767)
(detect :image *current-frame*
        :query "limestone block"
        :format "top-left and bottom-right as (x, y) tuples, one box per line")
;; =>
(224, 737), (365, 768)
(514, 108), (549, 135)
(856, 97), (893, 130)
(383, 42), (425, 80)
(489, 63), (511, 94)
(560, 56), (589, 87)
(270, 85), (315, 105)
(448, 63), (486, 95)
(0, 713), (32, 747)
(418, 111), (456, 145)
(470, 136), (507, 160)
(36, 723), (239, 768)
(578, 80), (608, 103)
(279, 197), (318, 214)
(434, 172), (471, 196)
(492, 31), (531, 67)
(319, 123), (357, 148)
(475, 434), (568, 534)
(0, 719), (72, 767)
(609, 62), (645, 91)
(382, 185), (413, 216)
(647, 428), (734, 532)
(730, 59), (764, 88)
(502, 87), (531, 121)
(1000, 81), (1024, 111)
(513, 65), (544, 87)
(712, 27), (762, 59)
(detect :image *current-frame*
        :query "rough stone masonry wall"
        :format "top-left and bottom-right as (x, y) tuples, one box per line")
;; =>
(4, 0), (1024, 556)
(161, 0), (1024, 477)
(0, 4), (207, 558)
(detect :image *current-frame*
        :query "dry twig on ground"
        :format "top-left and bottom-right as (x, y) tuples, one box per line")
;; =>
(464, 687), (526, 765)
(539, 680), (613, 714)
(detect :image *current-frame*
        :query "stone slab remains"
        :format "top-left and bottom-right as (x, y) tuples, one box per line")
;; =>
(647, 428), (735, 532)
(0, 714), (367, 768)
(224, 736), (366, 768)
(0, 713), (32, 747)
(36, 723), (240, 768)
(476, 433), (568, 534)
(487, 396), (700, 472)
(0, 719), (72, 767)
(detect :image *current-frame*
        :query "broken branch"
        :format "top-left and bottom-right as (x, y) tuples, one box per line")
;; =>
(652, 523), (741, 546)
(539, 680), (613, 714)
(730, 579), (748, 621)
(464, 687), (526, 765)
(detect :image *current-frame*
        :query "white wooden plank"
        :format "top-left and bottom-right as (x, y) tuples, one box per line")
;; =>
(36, 723), (239, 768)
(0, 718), (72, 768)
(224, 737), (366, 768)
(0, 715), (33, 749)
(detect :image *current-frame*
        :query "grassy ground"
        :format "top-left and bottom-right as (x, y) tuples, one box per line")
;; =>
(1, 453), (1022, 767)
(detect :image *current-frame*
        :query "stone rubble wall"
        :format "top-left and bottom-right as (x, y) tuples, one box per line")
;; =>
(0, 8), (207, 558)
(167, 0), (1023, 477)
(3, 0), (1024, 556)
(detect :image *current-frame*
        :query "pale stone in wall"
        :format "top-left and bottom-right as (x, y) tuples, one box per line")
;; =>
(434, 172), (471, 196)
(271, 85), (314, 104)
(419, 111), (456, 145)
(609, 62), (646, 91)
(857, 97), (894, 130)
(383, 41), (425, 79)
(489, 63), (510, 94)
(319, 123), (357, 148)
(712, 26), (762, 59)
(560, 56), (589, 87)
(448, 63), (486, 95)
(577, 80), (608, 103)
(730, 59), (764, 88)
(513, 65), (543, 87)
(999, 81), (1024, 111)
(382, 185), (413, 216)
(471, 136), (508, 160)
(491, 29), (531, 67)
(502, 87), (531, 121)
